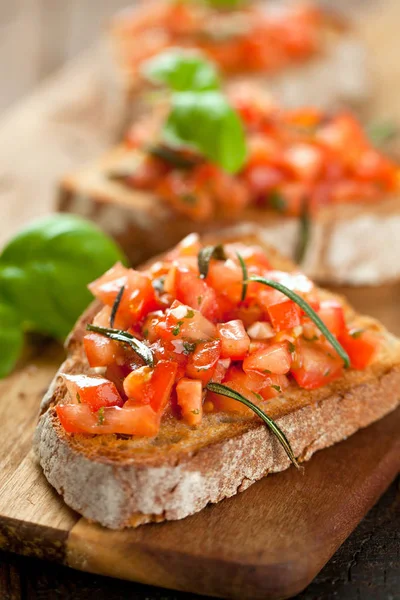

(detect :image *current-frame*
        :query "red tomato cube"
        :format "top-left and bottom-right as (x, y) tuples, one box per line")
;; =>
(338, 328), (381, 370)
(62, 374), (123, 412)
(176, 378), (203, 425)
(243, 343), (292, 375)
(185, 340), (221, 383)
(217, 320), (250, 359)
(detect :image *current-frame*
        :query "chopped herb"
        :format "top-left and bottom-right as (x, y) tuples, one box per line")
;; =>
(76, 392), (81, 404)
(324, 369), (331, 377)
(206, 382), (300, 468)
(263, 369), (272, 374)
(198, 244), (227, 278)
(269, 190), (287, 212)
(191, 409), (200, 415)
(197, 296), (203, 306)
(271, 384), (282, 393)
(183, 341), (196, 355)
(97, 407), (105, 425)
(288, 342), (295, 353)
(172, 321), (184, 336)
(253, 392), (263, 402)
(152, 276), (165, 294)
(86, 324), (154, 366)
(295, 198), (311, 264)
(185, 309), (195, 319)
(247, 276), (350, 368)
(110, 285), (125, 328)
(236, 252), (248, 302)
(143, 328), (149, 339)
(350, 329), (364, 339)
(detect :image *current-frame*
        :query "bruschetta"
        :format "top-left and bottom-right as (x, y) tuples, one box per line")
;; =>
(103, 0), (370, 134)
(34, 231), (400, 528)
(59, 91), (400, 285)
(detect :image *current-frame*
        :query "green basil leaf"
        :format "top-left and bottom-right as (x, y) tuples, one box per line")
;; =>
(142, 48), (220, 92)
(0, 303), (24, 378)
(0, 214), (126, 340)
(163, 91), (247, 173)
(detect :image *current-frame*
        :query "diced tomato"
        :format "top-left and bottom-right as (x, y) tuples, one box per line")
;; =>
(258, 373), (290, 400)
(173, 268), (217, 320)
(176, 378), (203, 425)
(165, 300), (216, 341)
(123, 366), (154, 403)
(84, 333), (123, 368)
(243, 342), (292, 375)
(217, 320), (250, 359)
(317, 300), (346, 337)
(209, 367), (264, 415)
(291, 339), (343, 390)
(267, 299), (301, 332)
(166, 233), (202, 260)
(338, 328), (381, 370)
(56, 404), (160, 436)
(210, 358), (231, 383)
(283, 143), (324, 181)
(207, 259), (243, 305)
(156, 171), (213, 221)
(62, 374), (123, 412)
(149, 360), (178, 413)
(186, 339), (221, 383)
(88, 262), (129, 305)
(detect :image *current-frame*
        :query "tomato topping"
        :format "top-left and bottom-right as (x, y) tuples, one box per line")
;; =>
(58, 239), (382, 438)
(291, 339), (343, 390)
(176, 378), (203, 425)
(56, 404), (160, 436)
(217, 320), (250, 359)
(243, 343), (292, 375)
(62, 374), (123, 412)
(338, 328), (381, 370)
(185, 340), (221, 384)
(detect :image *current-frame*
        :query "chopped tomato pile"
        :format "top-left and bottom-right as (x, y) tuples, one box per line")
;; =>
(123, 97), (399, 221)
(57, 235), (382, 437)
(116, 2), (321, 75)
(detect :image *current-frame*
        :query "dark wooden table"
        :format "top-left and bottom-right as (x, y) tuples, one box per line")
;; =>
(1, 476), (398, 600)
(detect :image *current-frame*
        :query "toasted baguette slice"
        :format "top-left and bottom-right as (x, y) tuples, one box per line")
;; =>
(34, 231), (400, 529)
(102, 3), (370, 136)
(59, 146), (400, 286)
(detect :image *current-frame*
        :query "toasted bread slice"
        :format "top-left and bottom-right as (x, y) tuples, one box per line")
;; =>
(34, 231), (400, 529)
(59, 145), (400, 286)
(102, 3), (370, 136)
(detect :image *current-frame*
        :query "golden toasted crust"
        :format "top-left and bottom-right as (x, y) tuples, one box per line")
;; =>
(34, 232), (400, 528)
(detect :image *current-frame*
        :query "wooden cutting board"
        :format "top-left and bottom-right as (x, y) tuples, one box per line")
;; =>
(0, 1), (400, 598)
(0, 342), (398, 600)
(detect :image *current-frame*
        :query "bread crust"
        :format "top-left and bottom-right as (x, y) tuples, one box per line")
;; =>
(34, 232), (400, 528)
(59, 148), (400, 285)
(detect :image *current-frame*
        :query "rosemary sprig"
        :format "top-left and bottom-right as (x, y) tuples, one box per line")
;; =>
(147, 145), (201, 169)
(110, 285), (125, 328)
(198, 244), (226, 279)
(248, 276), (350, 368)
(206, 382), (299, 468)
(295, 198), (311, 264)
(86, 324), (154, 367)
(236, 252), (248, 302)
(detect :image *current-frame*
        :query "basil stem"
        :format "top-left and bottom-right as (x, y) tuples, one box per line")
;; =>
(86, 324), (154, 367)
(206, 382), (299, 468)
(236, 252), (248, 302)
(248, 276), (350, 368)
(147, 145), (200, 169)
(110, 285), (125, 329)
(295, 198), (311, 265)
(198, 244), (226, 279)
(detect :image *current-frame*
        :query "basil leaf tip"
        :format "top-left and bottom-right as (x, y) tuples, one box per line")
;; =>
(206, 382), (300, 468)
